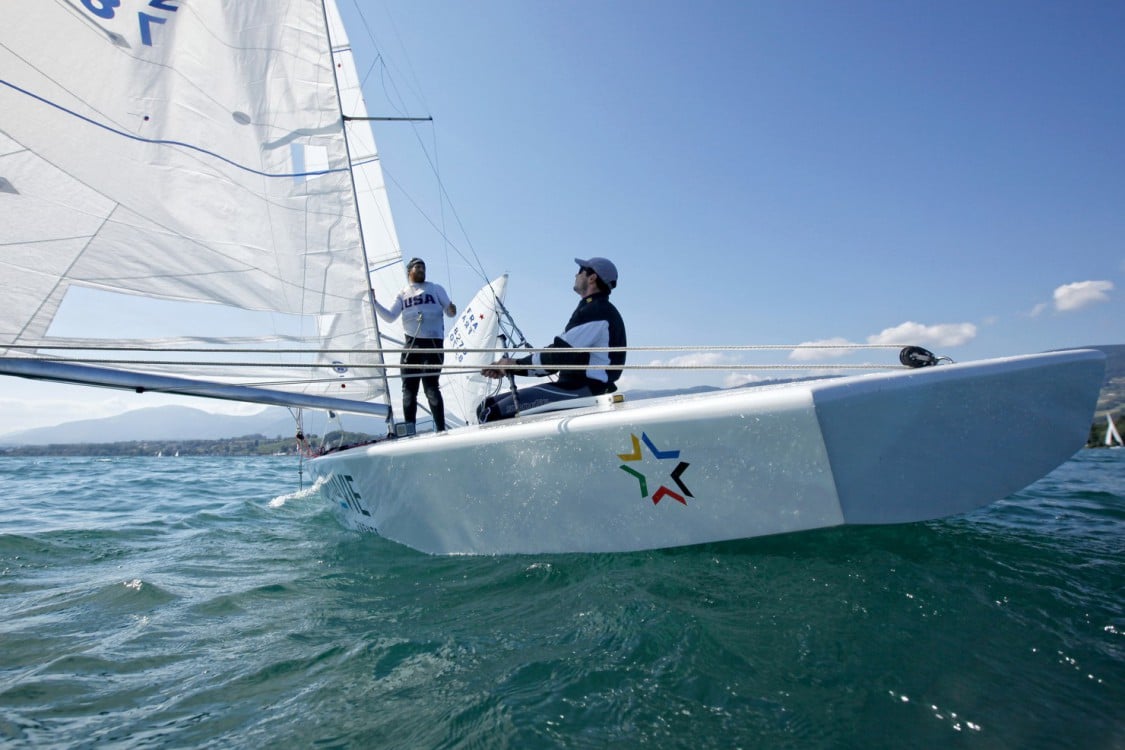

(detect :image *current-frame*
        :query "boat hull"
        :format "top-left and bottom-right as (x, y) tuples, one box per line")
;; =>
(310, 349), (1105, 554)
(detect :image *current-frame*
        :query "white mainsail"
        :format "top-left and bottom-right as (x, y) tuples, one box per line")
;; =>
(0, 2), (402, 408)
(324, 0), (408, 350)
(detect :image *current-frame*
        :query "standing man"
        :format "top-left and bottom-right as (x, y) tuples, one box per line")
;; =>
(479, 257), (625, 422)
(375, 257), (457, 433)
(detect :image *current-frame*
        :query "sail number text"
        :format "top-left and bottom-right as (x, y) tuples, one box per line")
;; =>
(81, 0), (180, 47)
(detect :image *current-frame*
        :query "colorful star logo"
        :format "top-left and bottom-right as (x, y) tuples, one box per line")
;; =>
(617, 432), (693, 505)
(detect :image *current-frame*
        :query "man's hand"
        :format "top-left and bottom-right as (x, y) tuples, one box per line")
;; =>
(481, 357), (515, 379)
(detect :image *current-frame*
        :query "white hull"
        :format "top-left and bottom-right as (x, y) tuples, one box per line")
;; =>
(311, 349), (1105, 554)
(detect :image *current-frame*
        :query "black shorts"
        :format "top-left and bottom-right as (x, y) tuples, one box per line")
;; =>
(402, 336), (444, 378)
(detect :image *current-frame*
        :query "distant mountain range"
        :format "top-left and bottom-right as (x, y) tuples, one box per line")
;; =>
(0, 385), (723, 446)
(0, 405), (388, 446)
(2, 345), (1120, 446)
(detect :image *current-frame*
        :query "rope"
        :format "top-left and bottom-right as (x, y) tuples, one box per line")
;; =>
(95, 361), (904, 396)
(3, 344), (924, 396)
(4, 342), (920, 378)
(12, 359), (911, 372)
(3, 343), (911, 354)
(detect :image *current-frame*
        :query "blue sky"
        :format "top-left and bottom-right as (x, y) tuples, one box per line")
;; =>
(2, 0), (1122, 432)
(349, 1), (1122, 371)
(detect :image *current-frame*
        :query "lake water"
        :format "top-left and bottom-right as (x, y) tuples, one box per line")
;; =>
(1, 450), (1121, 748)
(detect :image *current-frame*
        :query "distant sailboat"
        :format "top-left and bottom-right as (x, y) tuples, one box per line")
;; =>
(1106, 414), (1123, 448)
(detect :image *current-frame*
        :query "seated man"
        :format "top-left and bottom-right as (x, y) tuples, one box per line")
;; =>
(479, 257), (625, 422)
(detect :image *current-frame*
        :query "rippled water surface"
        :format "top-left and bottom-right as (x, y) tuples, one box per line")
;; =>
(1, 451), (1122, 748)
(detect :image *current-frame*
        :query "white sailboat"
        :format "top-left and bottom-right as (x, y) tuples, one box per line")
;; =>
(0, 3), (1107, 554)
(1106, 414), (1123, 448)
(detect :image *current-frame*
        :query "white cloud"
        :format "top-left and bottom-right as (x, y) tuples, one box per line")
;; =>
(787, 337), (857, 361)
(1052, 280), (1114, 312)
(722, 372), (769, 388)
(785, 324), (976, 363)
(624, 352), (743, 392)
(867, 321), (977, 347)
(647, 351), (742, 368)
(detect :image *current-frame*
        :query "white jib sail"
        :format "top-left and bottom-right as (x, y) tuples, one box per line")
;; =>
(0, 1), (401, 408)
(440, 275), (510, 426)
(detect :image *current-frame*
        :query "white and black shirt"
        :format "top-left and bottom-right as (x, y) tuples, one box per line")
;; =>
(514, 292), (626, 392)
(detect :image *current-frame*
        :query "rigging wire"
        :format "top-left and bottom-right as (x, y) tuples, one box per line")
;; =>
(1, 342), (930, 397)
(0, 359), (919, 373)
(337, 3), (539, 359)
(2, 343), (924, 354)
(342, 0), (506, 308)
(2, 342), (926, 392)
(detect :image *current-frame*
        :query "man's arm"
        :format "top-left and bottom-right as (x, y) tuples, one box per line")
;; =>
(437, 285), (456, 318)
(482, 319), (608, 380)
(373, 292), (402, 323)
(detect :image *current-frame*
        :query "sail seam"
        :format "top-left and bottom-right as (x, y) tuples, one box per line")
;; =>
(5, 204), (120, 351)
(0, 77), (348, 180)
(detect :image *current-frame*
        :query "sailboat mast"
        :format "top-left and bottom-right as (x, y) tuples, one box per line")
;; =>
(320, 0), (395, 426)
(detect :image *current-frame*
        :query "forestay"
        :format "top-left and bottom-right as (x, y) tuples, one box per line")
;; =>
(0, 1), (400, 407)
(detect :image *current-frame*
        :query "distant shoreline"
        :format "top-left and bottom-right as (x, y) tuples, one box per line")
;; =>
(0, 431), (378, 458)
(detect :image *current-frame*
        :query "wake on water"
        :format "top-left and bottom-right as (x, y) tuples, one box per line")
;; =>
(268, 474), (328, 509)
